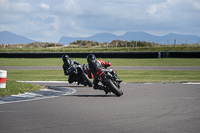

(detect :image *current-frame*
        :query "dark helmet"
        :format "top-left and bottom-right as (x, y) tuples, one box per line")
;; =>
(62, 54), (70, 63)
(87, 54), (96, 63)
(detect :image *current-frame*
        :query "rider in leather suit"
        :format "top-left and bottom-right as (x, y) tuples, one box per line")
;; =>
(86, 54), (120, 93)
(62, 54), (81, 83)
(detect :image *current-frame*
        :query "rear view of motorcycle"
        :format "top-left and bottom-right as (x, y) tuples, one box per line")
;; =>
(98, 69), (123, 97)
(68, 64), (92, 87)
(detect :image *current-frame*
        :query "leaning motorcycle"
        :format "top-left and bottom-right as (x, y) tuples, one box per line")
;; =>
(98, 69), (123, 97)
(68, 64), (92, 87)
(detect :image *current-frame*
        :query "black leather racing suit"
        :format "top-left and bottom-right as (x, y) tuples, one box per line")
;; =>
(63, 59), (80, 83)
(86, 59), (111, 89)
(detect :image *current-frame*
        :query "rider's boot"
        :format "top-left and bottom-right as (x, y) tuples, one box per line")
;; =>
(93, 85), (109, 95)
(113, 73), (122, 82)
(111, 70), (122, 82)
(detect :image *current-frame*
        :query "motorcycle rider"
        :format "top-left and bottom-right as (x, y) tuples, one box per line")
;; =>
(86, 54), (121, 94)
(62, 54), (81, 83)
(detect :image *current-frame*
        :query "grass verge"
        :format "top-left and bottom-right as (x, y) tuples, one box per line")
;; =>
(117, 70), (200, 83)
(1, 69), (200, 97)
(6, 69), (200, 82)
(0, 80), (44, 97)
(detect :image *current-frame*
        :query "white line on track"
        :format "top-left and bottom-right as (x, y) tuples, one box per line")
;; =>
(0, 83), (76, 105)
(182, 82), (200, 85)
(130, 82), (200, 85)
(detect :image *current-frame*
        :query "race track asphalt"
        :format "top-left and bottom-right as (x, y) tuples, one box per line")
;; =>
(0, 82), (200, 133)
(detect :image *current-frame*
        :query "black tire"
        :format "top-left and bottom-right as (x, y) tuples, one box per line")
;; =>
(81, 73), (93, 87)
(105, 79), (123, 97)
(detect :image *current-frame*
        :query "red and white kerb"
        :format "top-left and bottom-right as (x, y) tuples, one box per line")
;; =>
(0, 70), (7, 88)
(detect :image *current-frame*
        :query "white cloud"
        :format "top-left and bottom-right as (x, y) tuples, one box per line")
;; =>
(0, 0), (32, 13)
(54, 0), (83, 16)
(0, 0), (11, 10)
(40, 3), (50, 10)
(0, 0), (199, 42)
(192, 0), (200, 10)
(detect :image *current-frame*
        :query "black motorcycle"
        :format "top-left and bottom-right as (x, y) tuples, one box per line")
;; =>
(98, 69), (123, 97)
(68, 64), (92, 87)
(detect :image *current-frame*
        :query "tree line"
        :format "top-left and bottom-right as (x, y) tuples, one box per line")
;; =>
(69, 40), (159, 48)
(1, 40), (199, 49)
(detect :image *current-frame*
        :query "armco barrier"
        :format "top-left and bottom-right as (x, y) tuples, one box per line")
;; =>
(0, 52), (199, 58)
(0, 52), (158, 58)
(162, 52), (200, 58)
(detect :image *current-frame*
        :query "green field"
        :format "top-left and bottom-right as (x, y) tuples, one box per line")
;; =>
(0, 58), (200, 97)
(1, 58), (200, 66)
(6, 70), (200, 83)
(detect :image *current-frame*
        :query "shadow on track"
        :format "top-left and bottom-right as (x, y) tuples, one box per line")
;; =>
(70, 94), (116, 97)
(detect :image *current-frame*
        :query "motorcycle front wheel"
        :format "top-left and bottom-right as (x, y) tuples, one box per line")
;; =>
(81, 73), (93, 87)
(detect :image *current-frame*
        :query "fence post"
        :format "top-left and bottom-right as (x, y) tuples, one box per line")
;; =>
(198, 40), (200, 47)
(174, 39), (176, 47)
(135, 41), (137, 48)
(37, 43), (40, 50)
(185, 40), (188, 48)
(80, 41), (82, 49)
(106, 42), (108, 49)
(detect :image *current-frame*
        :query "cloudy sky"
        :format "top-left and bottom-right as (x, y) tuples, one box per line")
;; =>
(0, 0), (200, 42)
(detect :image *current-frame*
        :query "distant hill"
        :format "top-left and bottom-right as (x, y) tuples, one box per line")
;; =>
(59, 32), (200, 45)
(0, 31), (35, 44)
(1, 31), (199, 45)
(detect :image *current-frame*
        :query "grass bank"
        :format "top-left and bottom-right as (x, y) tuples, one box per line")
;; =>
(1, 45), (200, 53)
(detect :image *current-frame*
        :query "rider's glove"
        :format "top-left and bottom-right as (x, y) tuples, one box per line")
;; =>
(106, 62), (111, 67)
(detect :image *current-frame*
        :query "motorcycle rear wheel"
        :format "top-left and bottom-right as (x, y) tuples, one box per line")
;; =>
(104, 79), (123, 97)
